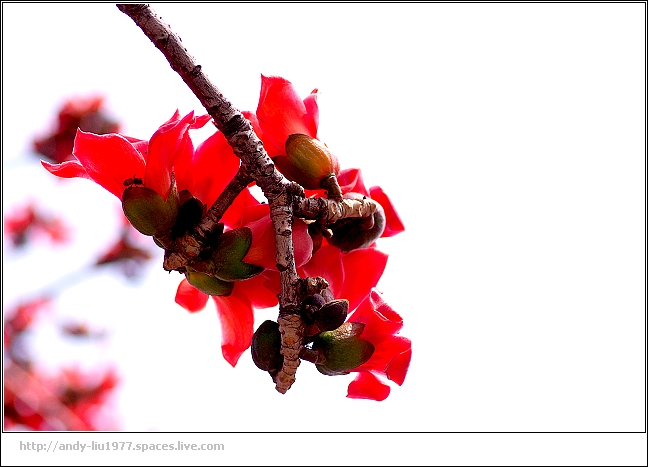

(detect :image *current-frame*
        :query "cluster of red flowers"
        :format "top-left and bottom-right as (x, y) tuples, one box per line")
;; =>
(43, 76), (411, 400)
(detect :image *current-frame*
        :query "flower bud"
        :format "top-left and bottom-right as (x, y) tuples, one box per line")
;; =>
(313, 322), (375, 375)
(122, 186), (178, 236)
(301, 294), (327, 324)
(314, 299), (349, 332)
(251, 320), (284, 373)
(328, 199), (386, 253)
(185, 269), (234, 296)
(277, 134), (340, 190)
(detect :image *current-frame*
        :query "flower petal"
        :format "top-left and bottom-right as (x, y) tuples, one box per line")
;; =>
(338, 168), (369, 197)
(257, 75), (316, 153)
(175, 129), (240, 207)
(348, 288), (404, 336)
(212, 286), (255, 367)
(358, 334), (411, 376)
(71, 130), (146, 199)
(246, 111), (282, 158)
(300, 244), (344, 298)
(235, 272), (279, 309)
(369, 186), (405, 237)
(146, 111), (196, 199)
(244, 214), (313, 270)
(338, 248), (388, 312)
(41, 159), (91, 180)
(385, 347), (412, 386)
(347, 372), (391, 401)
(303, 89), (319, 138)
(175, 279), (209, 313)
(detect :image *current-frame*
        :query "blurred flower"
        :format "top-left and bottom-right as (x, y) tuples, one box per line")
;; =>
(4, 298), (52, 350)
(4, 201), (71, 248)
(95, 217), (153, 278)
(34, 95), (121, 165)
(4, 363), (120, 431)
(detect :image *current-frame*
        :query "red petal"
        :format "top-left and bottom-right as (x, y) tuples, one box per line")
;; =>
(244, 214), (313, 271)
(235, 272), (279, 309)
(347, 372), (391, 401)
(175, 129), (240, 207)
(301, 244), (344, 298)
(303, 89), (319, 138)
(349, 288), (403, 336)
(338, 168), (369, 197)
(175, 279), (209, 313)
(256, 75), (316, 153)
(146, 111), (196, 199)
(190, 114), (212, 129)
(358, 335), (411, 376)
(369, 186), (405, 237)
(41, 159), (91, 180)
(212, 286), (254, 367)
(386, 347), (412, 386)
(338, 248), (388, 312)
(220, 188), (259, 229)
(72, 130), (146, 199)
(245, 110), (282, 158)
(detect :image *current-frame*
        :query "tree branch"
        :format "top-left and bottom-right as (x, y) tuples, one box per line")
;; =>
(116, 4), (376, 394)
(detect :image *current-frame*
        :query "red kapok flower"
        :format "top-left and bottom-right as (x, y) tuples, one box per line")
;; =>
(42, 110), (211, 200)
(344, 289), (412, 401)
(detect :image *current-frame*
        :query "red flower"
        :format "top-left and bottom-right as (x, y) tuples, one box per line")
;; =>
(255, 75), (319, 158)
(42, 110), (212, 201)
(34, 95), (121, 165)
(345, 289), (412, 401)
(4, 202), (71, 248)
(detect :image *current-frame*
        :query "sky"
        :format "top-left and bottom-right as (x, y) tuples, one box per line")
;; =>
(2, 2), (646, 465)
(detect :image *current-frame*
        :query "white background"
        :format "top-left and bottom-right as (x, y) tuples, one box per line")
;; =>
(2, 2), (646, 465)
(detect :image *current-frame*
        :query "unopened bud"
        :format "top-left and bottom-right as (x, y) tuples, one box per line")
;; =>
(301, 294), (326, 324)
(277, 134), (340, 190)
(314, 299), (349, 332)
(251, 320), (284, 372)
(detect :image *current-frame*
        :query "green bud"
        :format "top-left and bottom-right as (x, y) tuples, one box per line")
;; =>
(185, 269), (234, 296)
(251, 320), (284, 372)
(276, 134), (340, 190)
(328, 200), (386, 253)
(313, 322), (375, 375)
(122, 186), (178, 236)
(314, 299), (349, 332)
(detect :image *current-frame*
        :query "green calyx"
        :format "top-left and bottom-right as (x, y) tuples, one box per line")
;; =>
(184, 269), (234, 296)
(122, 186), (178, 236)
(191, 227), (263, 282)
(313, 322), (375, 375)
(251, 320), (284, 373)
